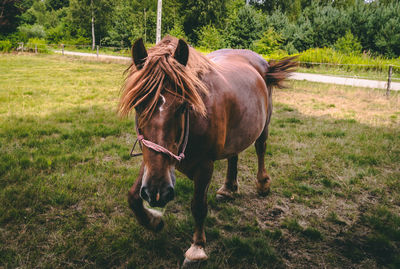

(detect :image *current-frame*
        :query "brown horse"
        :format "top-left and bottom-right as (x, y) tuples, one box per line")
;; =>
(119, 36), (296, 262)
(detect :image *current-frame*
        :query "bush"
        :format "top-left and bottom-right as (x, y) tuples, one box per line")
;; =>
(334, 30), (362, 55)
(0, 40), (12, 52)
(63, 36), (91, 46)
(18, 24), (46, 41)
(197, 25), (225, 50)
(26, 38), (49, 53)
(168, 22), (187, 40)
(253, 28), (282, 55)
(225, 5), (264, 49)
(46, 25), (67, 44)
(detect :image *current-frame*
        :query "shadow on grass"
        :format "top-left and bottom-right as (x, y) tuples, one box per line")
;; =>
(0, 102), (399, 268)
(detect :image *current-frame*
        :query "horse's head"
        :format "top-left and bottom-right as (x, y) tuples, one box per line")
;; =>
(136, 91), (188, 207)
(121, 37), (206, 208)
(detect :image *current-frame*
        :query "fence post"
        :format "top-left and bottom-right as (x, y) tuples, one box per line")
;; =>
(97, 45), (99, 58)
(35, 44), (38, 54)
(21, 42), (24, 52)
(62, 44), (64, 55)
(386, 65), (393, 97)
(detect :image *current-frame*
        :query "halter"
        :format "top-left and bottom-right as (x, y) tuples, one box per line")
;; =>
(130, 107), (190, 162)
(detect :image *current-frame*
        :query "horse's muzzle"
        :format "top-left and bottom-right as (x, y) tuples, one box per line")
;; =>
(140, 185), (175, 208)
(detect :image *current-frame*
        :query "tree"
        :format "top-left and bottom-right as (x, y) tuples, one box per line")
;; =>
(225, 5), (264, 49)
(68, 0), (113, 49)
(179, 0), (230, 42)
(0, 0), (33, 35)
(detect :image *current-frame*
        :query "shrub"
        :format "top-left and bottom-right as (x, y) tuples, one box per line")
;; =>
(27, 38), (49, 53)
(334, 30), (362, 55)
(168, 22), (187, 40)
(46, 25), (67, 44)
(225, 5), (264, 49)
(18, 24), (46, 41)
(0, 40), (12, 52)
(63, 36), (91, 46)
(197, 25), (225, 50)
(253, 28), (282, 55)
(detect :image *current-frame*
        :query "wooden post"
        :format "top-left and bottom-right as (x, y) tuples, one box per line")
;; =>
(97, 45), (99, 58)
(386, 65), (393, 97)
(62, 44), (64, 55)
(35, 44), (38, 54)
(21, 42), (24, 52)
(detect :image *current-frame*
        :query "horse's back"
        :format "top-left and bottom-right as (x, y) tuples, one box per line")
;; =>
(200, 49), (270, 159)
(207, 49), (269, 80)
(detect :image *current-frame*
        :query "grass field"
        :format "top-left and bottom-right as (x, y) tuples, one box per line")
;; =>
(0, 54), (399, 268)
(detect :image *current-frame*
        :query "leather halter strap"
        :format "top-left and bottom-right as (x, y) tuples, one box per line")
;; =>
(130, 107), (190, 162)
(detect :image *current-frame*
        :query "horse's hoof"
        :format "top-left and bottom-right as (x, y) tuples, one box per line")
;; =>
(184, 244), (208, 261)
(256, 178), (271, 196)
(216, 186), (237, 201)
(182, 257), (207, 268)
(216, 193), (232, 201)
(257, 188), (270, 197)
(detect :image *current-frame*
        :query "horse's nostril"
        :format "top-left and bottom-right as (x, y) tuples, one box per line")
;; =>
(140, 186), (150, 202)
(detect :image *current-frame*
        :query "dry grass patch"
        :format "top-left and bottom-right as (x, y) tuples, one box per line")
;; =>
(278, 80), (400, 127)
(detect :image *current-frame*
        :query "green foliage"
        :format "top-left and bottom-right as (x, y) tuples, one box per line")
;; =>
(18, 24), (47, 41)
(4, 0), (400, 58)
(168, 22), (187, 40)
(334, 30), (362, 55)
(253, 28), (283, 55)
(46, 25), (67, 44)
(0, 40), (12, 52)
(63, 36), (91, 45)
(180, 0), (231, 42)
(27, 38), (50, 53)
(196, 25), (225, 50)
(226, 5), (264, 49)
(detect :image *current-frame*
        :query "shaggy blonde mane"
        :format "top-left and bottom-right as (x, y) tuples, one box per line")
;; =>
(118, 36), (213, 126)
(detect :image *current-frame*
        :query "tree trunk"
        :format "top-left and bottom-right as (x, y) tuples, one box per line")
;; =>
(91, 0), (95, 50)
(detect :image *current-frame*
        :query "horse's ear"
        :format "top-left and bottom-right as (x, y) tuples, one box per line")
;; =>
(174, 39), (189, 66)
(132, 38), (147, 69)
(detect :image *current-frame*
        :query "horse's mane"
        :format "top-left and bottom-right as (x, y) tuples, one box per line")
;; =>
(118, 36), (213, 126)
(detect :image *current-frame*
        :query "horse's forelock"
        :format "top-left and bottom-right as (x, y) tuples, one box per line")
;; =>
(118, 36), (211, 126)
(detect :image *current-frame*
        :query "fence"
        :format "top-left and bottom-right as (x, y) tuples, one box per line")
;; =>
(14, 42), (400, 94)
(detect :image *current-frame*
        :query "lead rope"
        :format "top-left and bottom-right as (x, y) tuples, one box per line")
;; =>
(130, 108), (190, 162)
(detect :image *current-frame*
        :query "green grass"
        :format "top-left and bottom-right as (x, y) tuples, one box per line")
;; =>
(1, 54), (400, 268)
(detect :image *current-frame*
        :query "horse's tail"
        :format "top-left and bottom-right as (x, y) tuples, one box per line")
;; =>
(265, 56), (298, 88)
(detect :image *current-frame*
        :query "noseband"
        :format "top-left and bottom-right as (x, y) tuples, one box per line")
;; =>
(130, 107), (190, 162)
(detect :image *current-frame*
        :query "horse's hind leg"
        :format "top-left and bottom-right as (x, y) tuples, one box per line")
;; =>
(255, 125), (271, 196)
(216, 155), (239, 199)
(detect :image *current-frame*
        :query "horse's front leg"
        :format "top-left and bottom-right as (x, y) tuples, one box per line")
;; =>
(185, 160), (214, 262)
(128, 163), (164, 232)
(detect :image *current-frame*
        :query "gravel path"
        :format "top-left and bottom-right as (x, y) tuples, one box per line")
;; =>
(55, 50), (400, 91)
(291, 72), (399, 91)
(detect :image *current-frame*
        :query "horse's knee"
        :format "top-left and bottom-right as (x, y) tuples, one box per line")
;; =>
(127, 188), (140, 209)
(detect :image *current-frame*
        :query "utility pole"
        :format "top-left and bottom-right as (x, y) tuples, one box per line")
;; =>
(156, 0), (162, 43)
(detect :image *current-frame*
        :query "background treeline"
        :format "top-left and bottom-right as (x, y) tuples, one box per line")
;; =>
(1, 0), (400, 58)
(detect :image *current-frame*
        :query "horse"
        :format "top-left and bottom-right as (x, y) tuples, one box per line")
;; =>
(118, 35), (296, 263)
